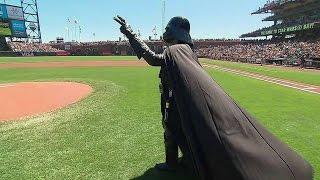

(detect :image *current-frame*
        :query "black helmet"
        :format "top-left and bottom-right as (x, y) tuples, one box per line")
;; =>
(163, 16), (193, 46)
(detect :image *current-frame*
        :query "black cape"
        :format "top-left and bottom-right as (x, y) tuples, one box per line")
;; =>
(163, 44), (313, 180)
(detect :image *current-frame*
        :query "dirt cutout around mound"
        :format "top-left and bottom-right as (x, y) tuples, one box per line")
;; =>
(0, 82), (93, 122)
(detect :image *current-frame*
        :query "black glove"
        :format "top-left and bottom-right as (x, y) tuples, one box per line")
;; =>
(114, 15), (135, 38)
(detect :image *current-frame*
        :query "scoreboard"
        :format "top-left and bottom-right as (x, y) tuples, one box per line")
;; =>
(0, 4), (27, 38)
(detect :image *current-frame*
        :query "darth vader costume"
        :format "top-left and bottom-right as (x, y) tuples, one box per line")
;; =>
(114, 16), (313, 180)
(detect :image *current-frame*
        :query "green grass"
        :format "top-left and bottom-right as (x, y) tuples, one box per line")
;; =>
(201, 58), (320, 86)
(0, 56), (138, 63)
(0, 59), (319, 179)
(0, 67), (195, 180)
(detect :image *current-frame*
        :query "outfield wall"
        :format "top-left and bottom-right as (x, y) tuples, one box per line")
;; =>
(0, 51), (69, 57)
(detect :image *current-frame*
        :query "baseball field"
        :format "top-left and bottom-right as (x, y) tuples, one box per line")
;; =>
(0, 56), (319, 179)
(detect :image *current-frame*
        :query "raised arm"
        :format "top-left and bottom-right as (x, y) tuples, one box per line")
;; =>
(114, 16), (165, 66)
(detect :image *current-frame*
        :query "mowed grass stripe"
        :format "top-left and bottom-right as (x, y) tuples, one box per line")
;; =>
(201, 58), (320, 86)
(0, 66), (319, 179)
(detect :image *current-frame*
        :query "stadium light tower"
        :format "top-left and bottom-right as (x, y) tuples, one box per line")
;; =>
(161, 0), (166, 36)
(152, 26), (157, 40)
(20, 0), (42, 43)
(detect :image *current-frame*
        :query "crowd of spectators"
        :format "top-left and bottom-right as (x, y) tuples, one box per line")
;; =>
(194, 38), (241, 42)
(253, 0), (304, 14)
(196, 41), (320, 62)
(8, 42), (62, 53)
(8, 39), (320, 67)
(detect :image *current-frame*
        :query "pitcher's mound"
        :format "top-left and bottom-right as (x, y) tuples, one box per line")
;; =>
(0, 82), (93, 122)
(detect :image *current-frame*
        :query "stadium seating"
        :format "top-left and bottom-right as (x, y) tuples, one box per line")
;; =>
(8, 42), (62, 53)
(196, 40), (320, 68)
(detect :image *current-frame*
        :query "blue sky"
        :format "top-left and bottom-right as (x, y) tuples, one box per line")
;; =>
(28, 0), (272, 42)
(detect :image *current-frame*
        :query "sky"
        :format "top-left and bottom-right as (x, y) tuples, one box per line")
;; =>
(3, 0), (274, 42)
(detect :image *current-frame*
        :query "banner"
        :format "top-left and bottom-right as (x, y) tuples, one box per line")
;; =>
(261, 22), (319, 36)
(6, 6), (24, 20)
(56, 51), (70, 56)
(0, 21), (11, 36)
(10, 20), (27, 37)
(0, 4), (8, 19)
(21, 52), (35, 57)
(0, 51), (59, 57)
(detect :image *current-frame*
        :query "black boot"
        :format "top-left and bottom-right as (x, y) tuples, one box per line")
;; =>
(155, 139), (178, 172)
(155, 149), (178, 172)
(155, 162), (177, 172)
(179, 156), (193, 170)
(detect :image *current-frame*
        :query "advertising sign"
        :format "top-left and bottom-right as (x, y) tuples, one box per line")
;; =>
(0, 4), (8, 19)
(261, 22), (318, 36)
(11, 20), (27, 37)
(0, 21), (11, 36)
(6, 6), (24, 20)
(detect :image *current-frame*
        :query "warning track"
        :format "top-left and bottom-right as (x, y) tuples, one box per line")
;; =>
(0, 60), (148, 68)
(203, 63), (320, 95)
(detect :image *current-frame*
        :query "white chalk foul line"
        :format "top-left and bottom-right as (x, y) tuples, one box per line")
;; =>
(207, 64), (315, 88)
(303, 87), (317, 90)
(203, 64), (320, 95)
(0, 84), (15, 88)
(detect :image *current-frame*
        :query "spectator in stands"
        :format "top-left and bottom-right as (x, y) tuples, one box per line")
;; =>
(197, 40), (320, 65)
(8, 42), (63, 53)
